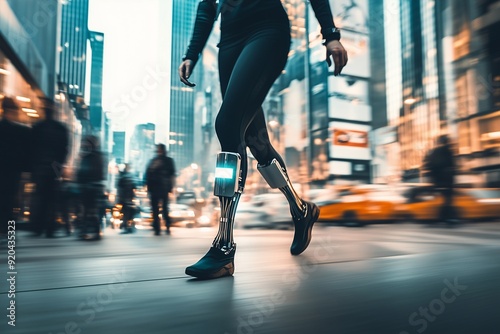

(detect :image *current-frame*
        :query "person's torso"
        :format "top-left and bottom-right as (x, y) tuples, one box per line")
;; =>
(0, 120), (31, 173)
(33, 120), (67, 164)
(78, 152), (104, 183)
(118, 173), (135, 200)
(147, 156), (174, 192)
(219, 0), (288, 32)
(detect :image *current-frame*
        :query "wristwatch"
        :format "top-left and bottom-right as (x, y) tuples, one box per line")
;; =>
(322, 27), (341, 45)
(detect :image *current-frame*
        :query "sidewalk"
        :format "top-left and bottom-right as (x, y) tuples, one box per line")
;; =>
(1, 224), (500, 334)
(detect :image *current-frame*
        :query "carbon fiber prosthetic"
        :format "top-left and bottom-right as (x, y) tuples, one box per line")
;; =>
(212, 152), (242, 252)
(212, 189), (242, 251)
(257, 159), (306, 220)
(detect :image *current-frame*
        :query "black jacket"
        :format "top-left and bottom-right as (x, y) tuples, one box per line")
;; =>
(184, 0), (336, 65)
(32, 119), (69, 168)
(0, 119), (32, 174)
(77, 151), (106, 185)
(424, 145), (456, 188)
(117, 171), (136, 203)
(145, 155), (176, 194)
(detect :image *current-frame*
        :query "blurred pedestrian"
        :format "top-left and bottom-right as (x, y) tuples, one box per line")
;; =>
(0, 97), (31, 241)
(31, 97), (69, 238)
(179, 0), (347, 279)
(117, 163), (137, 233)
(145, 144), (176, 236)
(76, 135), (106, 240)
(424, 135), (457, 223)
(57, 170), (76, 236)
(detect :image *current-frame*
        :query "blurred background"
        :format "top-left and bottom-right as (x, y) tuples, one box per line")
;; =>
(1, 1), (500, 334)
(1, 0), (499, 229)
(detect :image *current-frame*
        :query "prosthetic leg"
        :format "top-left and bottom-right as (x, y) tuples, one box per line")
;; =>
(258, 159), (320, 255)
(185, 152), (242, 279)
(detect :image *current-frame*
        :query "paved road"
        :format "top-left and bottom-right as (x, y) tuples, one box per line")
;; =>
(1, 222), (500, 334)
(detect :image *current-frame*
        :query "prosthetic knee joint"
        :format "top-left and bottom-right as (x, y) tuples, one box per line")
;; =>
(214, 152), (241, 197)
(257, 159), (288, 189)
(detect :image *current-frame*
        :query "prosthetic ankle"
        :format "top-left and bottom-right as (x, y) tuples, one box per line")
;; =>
(212, 152), (242, 253)
(257, 159), (306, 220)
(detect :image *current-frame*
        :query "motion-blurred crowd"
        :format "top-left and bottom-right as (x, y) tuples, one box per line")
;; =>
(0, 96), (176, 241)
(0, 97), (107, 240)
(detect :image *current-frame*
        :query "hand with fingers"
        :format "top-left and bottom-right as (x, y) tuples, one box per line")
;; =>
(325, 40), (348, 76)
(178, 59), (196, 87)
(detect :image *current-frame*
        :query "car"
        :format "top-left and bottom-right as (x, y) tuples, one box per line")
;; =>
(176, 190), (206, 217)
(135, 202), (197, 228)
(399, 186), (500, 222)
(317, 185), (407, 226)
(234, 193), (292, 229)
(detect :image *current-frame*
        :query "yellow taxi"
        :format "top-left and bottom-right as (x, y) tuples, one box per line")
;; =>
(399, 186), (500, 222)
(316, 185), (406, 226)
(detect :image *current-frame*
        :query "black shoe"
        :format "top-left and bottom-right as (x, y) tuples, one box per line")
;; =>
(291, 201), (320, 256)
(185, 245), (236, 280)
(166, 228), (171, 235)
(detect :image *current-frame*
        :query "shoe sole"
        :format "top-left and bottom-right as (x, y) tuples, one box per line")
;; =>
(185, 262), (234, 280)
(291, 204), (320, 256)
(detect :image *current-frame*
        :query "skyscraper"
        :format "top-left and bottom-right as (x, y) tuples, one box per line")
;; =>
(59, 0), (89, 97)
(307, 0), (373, 183)
(112, 131), (126, 164)
(169, 0), (201, 171)
(88, 30), (104, 137)
(6, 0), (60, 99)
(129, 123), (156, 179)
(446, 0), (500, 186)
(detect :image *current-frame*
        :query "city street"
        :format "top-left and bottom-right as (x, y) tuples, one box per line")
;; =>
(1, 222), (500, 334)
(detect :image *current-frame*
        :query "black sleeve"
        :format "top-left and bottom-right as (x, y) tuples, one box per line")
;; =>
(61, 125), (69, 164)
(98, 153), (106, 181)
(183, 0), (217, 66)
(309, 0), (337, 38)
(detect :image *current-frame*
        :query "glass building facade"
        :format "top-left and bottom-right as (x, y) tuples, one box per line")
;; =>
(88, 30), (104, 137)
(449, 0), (500, 186)
(59, 0), (89, 97)
(169, 0), (201, 171)
(376, 0), (500, 186)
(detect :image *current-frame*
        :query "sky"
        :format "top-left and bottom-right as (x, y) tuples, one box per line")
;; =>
(88, 0), (171, 135)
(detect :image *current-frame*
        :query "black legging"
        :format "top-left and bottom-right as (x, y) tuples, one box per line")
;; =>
(215, 19), (290, 187)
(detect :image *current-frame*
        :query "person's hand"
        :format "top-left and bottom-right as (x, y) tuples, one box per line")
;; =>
(325, 40), (348, 76)
(178, 59), (196, 87)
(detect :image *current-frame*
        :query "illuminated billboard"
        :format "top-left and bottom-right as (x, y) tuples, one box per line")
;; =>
(329, 121), (371, 160)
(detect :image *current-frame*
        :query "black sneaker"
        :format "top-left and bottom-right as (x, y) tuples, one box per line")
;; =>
(185, 245), (236, 279)
(291, 201), (320, 255)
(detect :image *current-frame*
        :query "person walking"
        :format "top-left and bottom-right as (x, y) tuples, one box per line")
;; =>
(31, 98), (69, 238)
(117, 163), (137, 233)
(145, 144), (176, 236)
(178, 0), (348, 279)
(423, 135), (457, 223)
(76, 135), (106, 240)
(0, 97), (31, 241)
